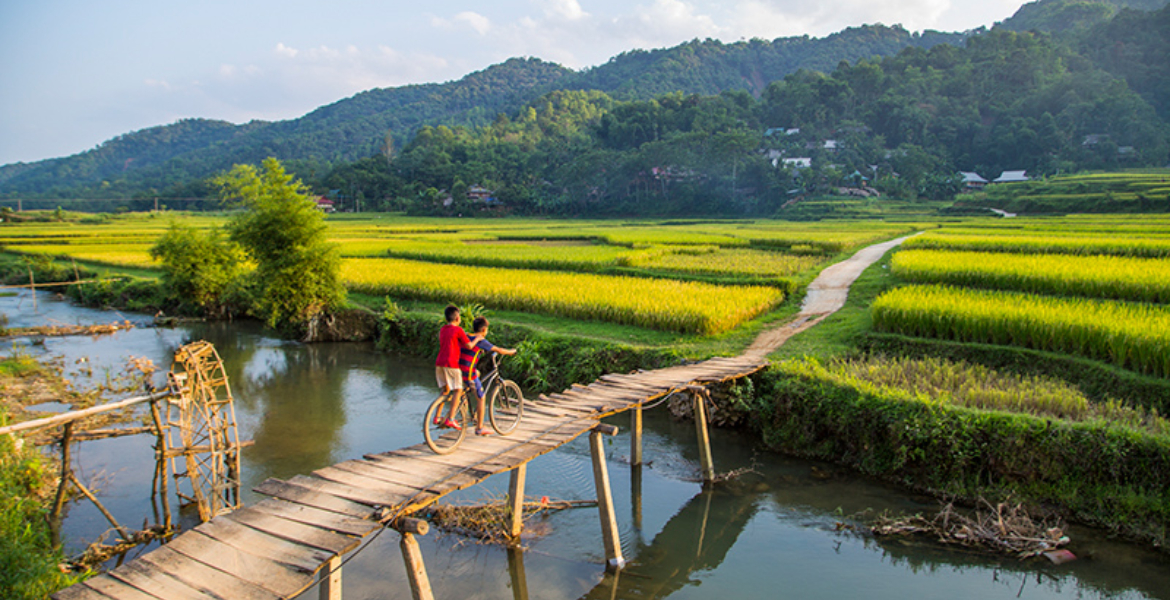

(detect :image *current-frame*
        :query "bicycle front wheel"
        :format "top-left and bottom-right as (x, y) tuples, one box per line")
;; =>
(488, 380), (524, 435)
(424, 394), (468, 454)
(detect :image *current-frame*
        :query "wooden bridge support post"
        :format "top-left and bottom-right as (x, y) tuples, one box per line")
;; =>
(397, 518), (435, 600)
(317, 556), (342, 600)
(630, 407), (643, 466)
(690, 387), (715, 483)
(507, 463), (527, 538)
(590, 424), (625, 572)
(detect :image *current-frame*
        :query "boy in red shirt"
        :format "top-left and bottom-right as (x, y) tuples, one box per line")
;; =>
(434, 305), (482, 430)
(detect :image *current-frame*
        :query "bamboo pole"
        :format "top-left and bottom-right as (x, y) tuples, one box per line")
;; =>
(70, 473), (131, 542)
(49, 421), (72, 547)
(0, 278), (124, 290)
(149, 398), (172, 529)
(0, 390), (173, 437)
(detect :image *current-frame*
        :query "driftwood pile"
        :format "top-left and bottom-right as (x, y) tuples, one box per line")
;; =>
(868, 500), (1071, 560)
(3, 320), (134, 338)
(426, 496), (596, 544)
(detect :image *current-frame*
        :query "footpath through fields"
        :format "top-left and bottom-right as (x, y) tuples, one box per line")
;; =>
(53, 235), (913, 600)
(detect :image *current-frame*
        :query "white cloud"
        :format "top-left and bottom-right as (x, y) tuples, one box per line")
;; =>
(720, 0), (952, 38)
(542, 0), (589, 20)
(454, 11), (493, 35)
(274, 42), (298, 58)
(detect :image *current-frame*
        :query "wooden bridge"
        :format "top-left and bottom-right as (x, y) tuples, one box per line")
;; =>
(50, 236), (910, 600)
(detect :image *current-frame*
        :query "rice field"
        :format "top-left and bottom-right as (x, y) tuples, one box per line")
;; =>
(871, 284), (1170, 377)
(626, 247), (828, 280)
(902, 231), (1170, 258)
(0, 212), (920, 336)
(891, 249), (1170, 303)
(341, 257), (785, 334)
(9, 244), (157, 269)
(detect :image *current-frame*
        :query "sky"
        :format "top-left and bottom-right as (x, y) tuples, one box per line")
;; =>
(0, 0), (1030, 166)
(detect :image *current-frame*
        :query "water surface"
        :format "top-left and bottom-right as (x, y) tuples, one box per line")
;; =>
(3, 288), (1168, 599)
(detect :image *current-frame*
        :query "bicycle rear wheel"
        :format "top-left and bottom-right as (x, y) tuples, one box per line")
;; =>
(424, 394), (468, 454)
(488, 380), (524, 435)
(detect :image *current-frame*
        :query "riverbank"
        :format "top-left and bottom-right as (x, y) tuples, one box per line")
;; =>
(0, 352), (84, 599)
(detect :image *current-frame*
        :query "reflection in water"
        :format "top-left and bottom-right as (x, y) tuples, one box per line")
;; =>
(580, 484), (757, 600)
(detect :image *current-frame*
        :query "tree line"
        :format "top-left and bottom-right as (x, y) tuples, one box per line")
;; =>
(312, 24), (1169, 217)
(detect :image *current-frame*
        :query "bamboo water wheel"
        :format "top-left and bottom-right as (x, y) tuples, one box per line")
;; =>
(163, 340), (242, 522)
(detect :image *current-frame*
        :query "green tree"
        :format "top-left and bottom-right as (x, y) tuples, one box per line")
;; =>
(217, 157), (345, 334)
(150, 222), (245, 318)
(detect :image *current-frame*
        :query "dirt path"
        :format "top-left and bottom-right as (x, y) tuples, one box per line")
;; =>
(742, 234), (914, 359)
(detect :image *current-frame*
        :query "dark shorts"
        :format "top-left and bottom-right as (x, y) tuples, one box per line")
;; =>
(464, 377), (484, 399)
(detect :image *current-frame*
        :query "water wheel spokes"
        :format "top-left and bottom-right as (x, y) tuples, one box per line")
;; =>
(164, 340), (242, 522)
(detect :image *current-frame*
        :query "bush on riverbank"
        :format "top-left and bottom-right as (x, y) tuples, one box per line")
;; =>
(747, 359), (1170, 548)
(0, 410), (80, 599)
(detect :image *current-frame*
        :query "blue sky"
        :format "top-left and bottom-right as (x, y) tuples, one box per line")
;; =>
(0, 0), (1028, 165)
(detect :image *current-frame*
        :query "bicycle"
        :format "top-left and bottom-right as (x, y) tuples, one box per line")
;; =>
(423, 388), (469, 455)
(482, 353), (525, 436)
(423, 353), (525, 454)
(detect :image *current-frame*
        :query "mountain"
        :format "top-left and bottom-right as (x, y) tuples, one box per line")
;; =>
(563, 25), (964, 100)
(0, 25), (964, 199)
(997, 0), (1169, 33)
(0, 58), (575, 199)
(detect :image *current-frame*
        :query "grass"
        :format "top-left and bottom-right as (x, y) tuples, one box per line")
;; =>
(804, 354), (1167, 433)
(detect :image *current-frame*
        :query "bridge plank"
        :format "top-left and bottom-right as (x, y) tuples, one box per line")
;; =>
(76, 575), (160, 600)
(311, 465), (423, 499)
(194, 517), (329, 573)
(223, 507), (359, 556)
(336, 458), (453, 491)
(251, 498), (380, 537)
(107, 560), (211, 600)
(136, 546), (280, 600)
(285, 474), (429, 508)
(51, 575), (139, 600)
(164, 530), (312, 598)
(253, 478), (375, 520)
(361, 453), (484, 483)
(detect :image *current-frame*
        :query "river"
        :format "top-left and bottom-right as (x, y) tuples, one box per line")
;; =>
(3, 288), (1169, 600)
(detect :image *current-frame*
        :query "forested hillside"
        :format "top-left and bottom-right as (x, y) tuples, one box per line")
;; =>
(0, 25), (963, 200)
(313, 25), (1168, 218)
(562, 25), (964, 100)
(997, 0), (1168, 32)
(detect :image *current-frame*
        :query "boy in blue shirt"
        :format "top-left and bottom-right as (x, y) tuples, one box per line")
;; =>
(459, 317), (516, 435)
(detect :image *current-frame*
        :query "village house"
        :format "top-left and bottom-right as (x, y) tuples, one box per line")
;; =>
(467, 185), (493, 201)
(314, 197), (335, 213)
(960, 171), (989, 191)
(993, 170), (1029, 183)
